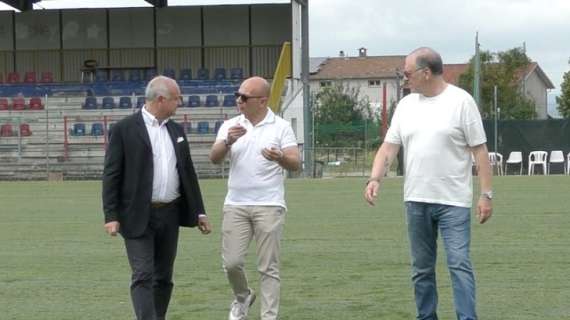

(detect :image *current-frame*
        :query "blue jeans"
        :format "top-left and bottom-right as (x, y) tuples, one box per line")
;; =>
(405, 202), (477, 320)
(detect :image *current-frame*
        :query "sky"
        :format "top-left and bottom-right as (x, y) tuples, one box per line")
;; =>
(2, 0), (568, 114)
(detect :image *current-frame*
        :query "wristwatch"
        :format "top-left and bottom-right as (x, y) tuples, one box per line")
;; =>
(366, 177), (381, 186)
(223, 138), (233, 148)
(480, 190), (493, 200)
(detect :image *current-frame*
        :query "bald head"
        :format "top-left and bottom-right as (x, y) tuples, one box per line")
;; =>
(146, 76), (179, 101)
(409, 47), (443, 76)
(242, 76), (271, 97)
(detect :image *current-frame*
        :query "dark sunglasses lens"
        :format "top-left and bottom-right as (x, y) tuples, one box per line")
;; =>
(234, 92), (247, 102)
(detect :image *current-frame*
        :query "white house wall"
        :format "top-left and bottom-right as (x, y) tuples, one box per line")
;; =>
(523, 71), (548, 119)
(309, 78), (400, 118)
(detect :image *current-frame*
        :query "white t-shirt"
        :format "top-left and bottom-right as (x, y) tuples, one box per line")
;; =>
(216, 109), (298, 209)
(385, 84), (486, 207)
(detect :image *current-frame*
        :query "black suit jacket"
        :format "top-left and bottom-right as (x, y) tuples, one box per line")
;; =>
(102, 111), (205, 238)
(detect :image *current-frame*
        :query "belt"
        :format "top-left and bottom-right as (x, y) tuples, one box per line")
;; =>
(151, 198), (180, 209)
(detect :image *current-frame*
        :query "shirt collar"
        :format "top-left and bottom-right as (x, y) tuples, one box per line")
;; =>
(238, 108), (276, 128)
(142, 105), (169, 127)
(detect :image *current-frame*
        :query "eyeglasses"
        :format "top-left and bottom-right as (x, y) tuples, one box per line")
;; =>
(234, 92), (266, 102)
(403, 66), (426, 79)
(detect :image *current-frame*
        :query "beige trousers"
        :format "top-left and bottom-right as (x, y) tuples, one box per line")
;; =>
(222, 205), (286, 320)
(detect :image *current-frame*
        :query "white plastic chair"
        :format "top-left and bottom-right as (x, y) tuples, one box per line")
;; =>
(548, 150), (565, 175)
(505, 151), (523, 175)
(528, 151), (547, 175)
(488, 152), (503, 176)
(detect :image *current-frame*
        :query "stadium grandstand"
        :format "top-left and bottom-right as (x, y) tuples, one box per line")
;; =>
(0, 0), (310, 180)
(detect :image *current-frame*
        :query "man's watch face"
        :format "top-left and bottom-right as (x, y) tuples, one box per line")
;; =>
(481, 191), (493, 200)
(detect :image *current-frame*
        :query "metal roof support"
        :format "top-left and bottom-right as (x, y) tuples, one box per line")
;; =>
(0, 0), (38, 11)
(145, 0), (167, 7)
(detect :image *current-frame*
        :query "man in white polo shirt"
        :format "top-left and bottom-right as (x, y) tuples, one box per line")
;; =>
(364, 47), (493, 320)
(209, 76), (300, 320)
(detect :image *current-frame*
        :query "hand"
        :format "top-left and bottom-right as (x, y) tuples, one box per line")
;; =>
(261, 147), (284, 162)
(364, 180), (380, 206)
(226, 124), (247, 145)
(198, 215), (212, 235)
(476, 197), (493, 224)
(104, 221), (120, 236)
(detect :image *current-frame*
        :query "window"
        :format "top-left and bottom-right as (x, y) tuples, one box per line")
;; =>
(368, 80), (381, 87)
(320, 81), (332, 87)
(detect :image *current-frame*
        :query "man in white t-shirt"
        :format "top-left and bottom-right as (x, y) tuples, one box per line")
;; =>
(364, 47), (493, 320)
(210, 76), (300, 320)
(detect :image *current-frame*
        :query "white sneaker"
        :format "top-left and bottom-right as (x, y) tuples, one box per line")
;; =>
(228, 288), (256, 320)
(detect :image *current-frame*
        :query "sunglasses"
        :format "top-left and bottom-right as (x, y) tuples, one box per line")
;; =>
(403, 66), (426, 79)
(234, 92), (265, 102)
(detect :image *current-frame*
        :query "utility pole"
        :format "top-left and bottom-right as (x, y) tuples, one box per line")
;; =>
(473, 32), (481, 108)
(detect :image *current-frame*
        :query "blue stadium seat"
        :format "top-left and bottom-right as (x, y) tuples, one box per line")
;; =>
(179, 68), (192, 81)
(102, 97), (115, 109)
(119, 97), (132, 109)
(163, 68), (176, 79)
(223, 94), (236, 107)
(144, 69), (157, 81)
(111, 70), (124, 81)
(205, 95), (219, 107)
(128, 70), (142, 82)
(230, 67), (244, 80)
(214, 120), (223, 134)
(136, 96), (146, 108)
(214, 68), (226, 81)
(188, 95), (201, 108)
(95, 70), (108, 82)
(72, 123), (86, 136)
(197, 121), (209, 134)
(91, 123), (104, 136)
(83, 97), (97, 109)
(197, 68), (209, 80)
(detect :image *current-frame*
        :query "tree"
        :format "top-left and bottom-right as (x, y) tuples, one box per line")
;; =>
(458, 47), (536, 119)
(556, 58), (570, 118)
(312, 83), (372, 147)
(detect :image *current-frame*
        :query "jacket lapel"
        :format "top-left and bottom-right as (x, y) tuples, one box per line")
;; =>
(166, 121), (182, 164)
(135, 111), (152, 150)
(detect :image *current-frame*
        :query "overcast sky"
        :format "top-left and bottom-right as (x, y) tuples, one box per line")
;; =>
(2, 0), (568, 111)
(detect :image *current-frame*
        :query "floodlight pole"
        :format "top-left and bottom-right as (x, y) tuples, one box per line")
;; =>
(493, 85), (499, 153)
(299, 0), (313, 177)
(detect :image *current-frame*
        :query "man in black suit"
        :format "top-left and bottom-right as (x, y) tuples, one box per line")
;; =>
(102, 76), (212, 320)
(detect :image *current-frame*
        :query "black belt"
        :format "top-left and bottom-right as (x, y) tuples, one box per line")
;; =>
(151, 198), (180, 209)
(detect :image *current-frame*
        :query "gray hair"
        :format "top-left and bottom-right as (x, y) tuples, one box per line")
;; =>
(145, 76), (172, 101)
(411, 47), (443, 75)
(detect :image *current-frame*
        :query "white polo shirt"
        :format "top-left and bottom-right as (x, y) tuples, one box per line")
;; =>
(385, 84), (486, 207)
(216, 109), (298, 209)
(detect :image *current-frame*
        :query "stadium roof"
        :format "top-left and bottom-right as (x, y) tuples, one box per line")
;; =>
(0, 0), (290, 11)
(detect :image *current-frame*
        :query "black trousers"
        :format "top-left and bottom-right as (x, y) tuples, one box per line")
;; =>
(124, 203), (180, 320)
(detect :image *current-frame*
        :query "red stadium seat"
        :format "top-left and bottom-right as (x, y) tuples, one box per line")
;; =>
(1, 123), (13, 137)
(0, 98), (9, 111)
(20, 123), (32, 136)
(7, 72), (20, 84)
(40, 71), (54, 83)
(24, 71), (36, 83)
(29, 97), (44, 110)
(12, 97), (26, 110)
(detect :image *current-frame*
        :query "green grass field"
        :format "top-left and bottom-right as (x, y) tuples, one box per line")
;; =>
(1, 176), (569, 319)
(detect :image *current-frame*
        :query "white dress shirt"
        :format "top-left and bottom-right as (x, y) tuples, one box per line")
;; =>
(141, 106), (180, 203)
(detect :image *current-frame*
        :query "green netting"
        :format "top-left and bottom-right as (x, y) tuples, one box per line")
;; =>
(483, 119), (570, 172)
